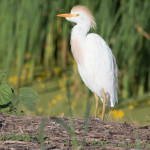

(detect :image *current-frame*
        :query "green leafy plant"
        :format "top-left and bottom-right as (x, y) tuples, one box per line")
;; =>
(0, 71), (38, 114)
(11, 87), (38, 112)
(0, 71), (12, 106)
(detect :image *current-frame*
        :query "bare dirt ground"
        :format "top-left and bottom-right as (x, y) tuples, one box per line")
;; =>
(0, 114), (150, 150)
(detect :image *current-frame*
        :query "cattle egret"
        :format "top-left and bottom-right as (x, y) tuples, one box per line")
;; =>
(57, 5), (118, 120)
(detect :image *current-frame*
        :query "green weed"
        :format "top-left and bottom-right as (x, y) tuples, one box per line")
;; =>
(0, 71), (39, 114)
(0, 133), (39, 143)
(39, 118), (47, 150)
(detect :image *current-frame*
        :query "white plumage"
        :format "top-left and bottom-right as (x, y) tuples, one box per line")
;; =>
(75, 33), (118, 107)
(57, 5), (118, 119)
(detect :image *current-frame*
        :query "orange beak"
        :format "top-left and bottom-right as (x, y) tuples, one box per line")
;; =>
(57, 14), (79, 17)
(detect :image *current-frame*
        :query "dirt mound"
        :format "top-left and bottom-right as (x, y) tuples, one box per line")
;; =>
(0, 114), (150, 149)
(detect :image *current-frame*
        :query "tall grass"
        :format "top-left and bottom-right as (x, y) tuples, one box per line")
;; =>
(0, 0), (149, 102)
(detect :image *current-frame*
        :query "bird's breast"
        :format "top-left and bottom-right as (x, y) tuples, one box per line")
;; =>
(70, 38), (84, 64)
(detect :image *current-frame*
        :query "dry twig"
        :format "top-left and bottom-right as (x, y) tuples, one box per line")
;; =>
(134, 23), (150, 41)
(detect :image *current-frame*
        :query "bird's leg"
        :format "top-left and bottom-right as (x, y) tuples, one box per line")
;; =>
(101, 88), (106, 121)
(94, 93), (99, 118)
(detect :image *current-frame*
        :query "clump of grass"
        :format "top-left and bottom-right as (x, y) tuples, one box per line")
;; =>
(0, 133), (48, 143)
(39, 118), (48, 150)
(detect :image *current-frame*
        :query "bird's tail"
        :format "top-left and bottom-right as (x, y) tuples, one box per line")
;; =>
(105, 92), (117, 107)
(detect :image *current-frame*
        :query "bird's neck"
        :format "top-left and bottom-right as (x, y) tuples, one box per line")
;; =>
(70, 24), (90, 65)
(71, 24), (90, 38)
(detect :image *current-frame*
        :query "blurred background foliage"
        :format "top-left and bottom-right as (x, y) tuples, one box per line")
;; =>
(0, 0), (149, 123)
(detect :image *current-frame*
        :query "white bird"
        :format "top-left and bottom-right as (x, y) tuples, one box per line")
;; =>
(57, 5), (118, 120)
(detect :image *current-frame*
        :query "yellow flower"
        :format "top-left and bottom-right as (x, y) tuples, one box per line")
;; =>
(142, 123), (147, 126)
(9, 76), (18, 84)
(118, 109), (124, 118)
(128, 105), (134, 110)
(148, 100), (150, 105)
(41, 71), (47, 77)
(133, 101), (139, 106)
(57, 94), (62, 100)
(54, 67), (61, 74)
(52, 99), (56, 104)
(110, 109), (124, 119)
(48, 102), (52, 108)
(36, 77), (42, 82)
(37, 107), (43, 112)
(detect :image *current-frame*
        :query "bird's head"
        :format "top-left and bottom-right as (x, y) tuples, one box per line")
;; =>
(57, 5), (96, 30)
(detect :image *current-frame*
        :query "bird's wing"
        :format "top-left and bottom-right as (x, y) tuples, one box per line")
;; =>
(85, 33), (118, 106)
(85, 33), (116, 75)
